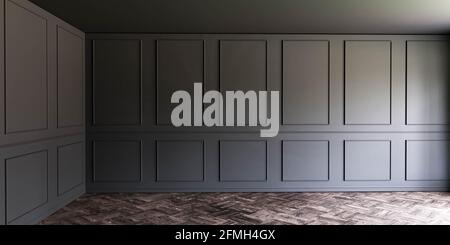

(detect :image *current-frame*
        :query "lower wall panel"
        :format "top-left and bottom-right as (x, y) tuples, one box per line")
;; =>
(87, 132), (450, 192)
(0, 134), (85, 225)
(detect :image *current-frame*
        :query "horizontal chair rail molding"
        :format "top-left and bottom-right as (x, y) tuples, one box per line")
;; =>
(86, 33), (450, 193)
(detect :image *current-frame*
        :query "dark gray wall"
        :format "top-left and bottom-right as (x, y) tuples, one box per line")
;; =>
(86, 34), (450, 192)
(0, 0), (85, 225)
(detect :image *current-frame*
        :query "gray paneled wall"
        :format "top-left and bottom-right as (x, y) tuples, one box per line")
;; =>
(0, 0), (85, 225)
(87, 34), (450, 192)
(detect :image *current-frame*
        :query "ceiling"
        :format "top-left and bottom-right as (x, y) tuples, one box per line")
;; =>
(30, 0), (450, 34)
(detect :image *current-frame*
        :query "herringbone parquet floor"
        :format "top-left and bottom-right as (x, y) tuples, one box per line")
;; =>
(41, 192), (450, 225)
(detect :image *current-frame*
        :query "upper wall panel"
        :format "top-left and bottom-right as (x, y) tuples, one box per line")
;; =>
(57, 27), (84, 128)
(282, 40), (329, 125)
(406, 41), (449, 125)
(5, 0), (48, 134)
(344, 41), (392, 125)
(93, 39), (141, 126)
(156, 40), (204, 125)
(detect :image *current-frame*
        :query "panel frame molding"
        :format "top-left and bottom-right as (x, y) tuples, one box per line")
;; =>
(155, 39), (206, 126)
(56, 141), (85, 196)
(343, 140), (392, 182)
(405, 40), (450, 126)
(155, 139), (206, 183)
(56, 25), (85, 129)
(281, 140), (330, 182)
(91, 39), (143, 127)
(281, 40), (331, 126)
(4, 0), (49, 135)
(4, 149), (49, 224)
(405, 139), (450, 181)
(219, 140), (268, 183)
(343, 40), (393, 126)
(91, 140), (143, 184)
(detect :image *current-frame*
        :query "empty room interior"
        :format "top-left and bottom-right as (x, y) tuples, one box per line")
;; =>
(2, 0), (450, 226)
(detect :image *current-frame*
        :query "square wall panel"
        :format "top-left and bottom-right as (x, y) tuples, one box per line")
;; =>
(93, 141), (142, 183)
(220, 141), (267, 182)
(283, 141), (329, 181)
(156, 140), (204, 182)
(406, 141), (449, 181)
(345, 141), (391, 181)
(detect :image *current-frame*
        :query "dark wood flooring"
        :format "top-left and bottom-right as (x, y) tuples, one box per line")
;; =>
(41, 192), (450, 225)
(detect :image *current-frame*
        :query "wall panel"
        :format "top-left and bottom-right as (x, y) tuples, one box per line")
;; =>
(344, 141), (391, 181)
(93, 39), (141, 126)
(345, 41), (391, 125)
(93, 141), (142, 183)
(5, 0), (48, 134)
(156, 140), (204, 182)
(282, 41), (329, 125)
(406, 140), (449, 181)
(6, 150), (48, 223)
(57, 142), (84, 195)
(220, 141), (267, 182)
(157, 40), (204, 125)
(406, 41), (449, 125)
(282, 141), (329, 181)
(57, 27), (84, 128)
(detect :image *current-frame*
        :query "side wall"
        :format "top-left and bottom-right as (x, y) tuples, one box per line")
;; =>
(86, 34), (450, 192)
(0, 0), (85, 225)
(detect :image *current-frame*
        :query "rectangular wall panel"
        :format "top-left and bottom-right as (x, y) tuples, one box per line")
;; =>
(406, 141), (449, 181)
(5, 0), (48, 133)
(57, 27), (84, 128)
(283, 41), (329, 125)
(93, 40), (141, 126)
(344, 141), (391, 181)
(220, 40), (267, 91)
(282, 141), (329, 181)
(6, 151), (48, 224)
(58, 142), (84, 195)
(93, 141), (142, 183)
(406, 41), (449, 125)
(345, 41), (391, 125)
(156, 40), (204, 125)
(220, 141), (267, 182)
(156, 140), (204, 182)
